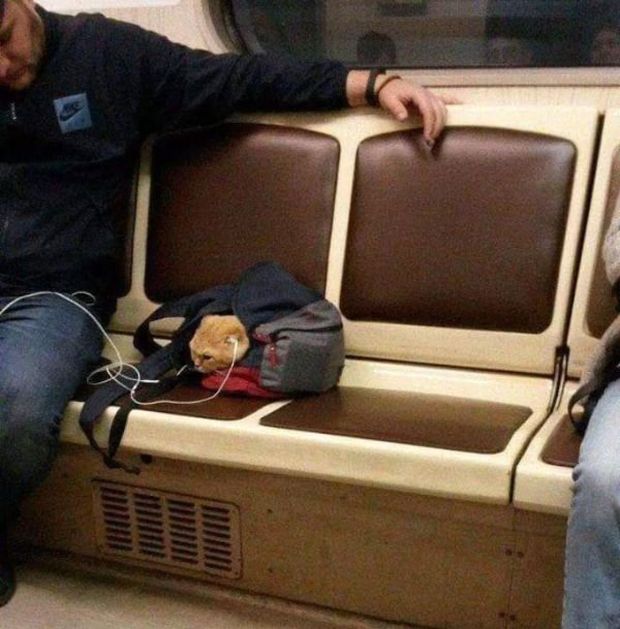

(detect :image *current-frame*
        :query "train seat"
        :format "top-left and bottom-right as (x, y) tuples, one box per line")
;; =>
(515, 110), (620, 515)
(12, 106), (604, 628)
(43, 106), (597, 505)
(540, 414), (581, 468)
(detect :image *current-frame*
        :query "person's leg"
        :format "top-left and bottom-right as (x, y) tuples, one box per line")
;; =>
(563, 377), (620, 628)
(0, 293), (103, 604)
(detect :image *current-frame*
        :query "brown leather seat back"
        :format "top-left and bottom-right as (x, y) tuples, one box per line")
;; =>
(340, 127), (576, 333)
(145, 123), (340, 302)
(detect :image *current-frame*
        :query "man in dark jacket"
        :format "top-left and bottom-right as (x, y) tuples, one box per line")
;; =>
(0, 0), (454, 605)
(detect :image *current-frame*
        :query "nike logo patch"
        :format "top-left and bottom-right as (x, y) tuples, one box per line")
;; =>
(54, 93), (92, 133)
(58, 100), (83, 122)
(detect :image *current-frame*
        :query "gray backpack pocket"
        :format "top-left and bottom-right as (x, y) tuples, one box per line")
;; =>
(253, 300), (345, 394)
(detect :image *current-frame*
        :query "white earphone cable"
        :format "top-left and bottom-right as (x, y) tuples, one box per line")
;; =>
(0, 291), (236, 406)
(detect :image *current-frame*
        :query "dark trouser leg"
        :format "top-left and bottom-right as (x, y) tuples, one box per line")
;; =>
(0, 293), (103, 603)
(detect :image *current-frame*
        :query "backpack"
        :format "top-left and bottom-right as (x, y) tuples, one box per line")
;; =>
(79, 262), (345, 473)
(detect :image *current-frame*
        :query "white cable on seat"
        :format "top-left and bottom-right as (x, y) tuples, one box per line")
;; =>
(0, 291), (237, 406)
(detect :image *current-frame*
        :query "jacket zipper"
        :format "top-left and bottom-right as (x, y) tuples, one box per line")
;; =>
(0, 103), (15, 260)
(268, 343), (278, 367)
(0, 170), (9, 258)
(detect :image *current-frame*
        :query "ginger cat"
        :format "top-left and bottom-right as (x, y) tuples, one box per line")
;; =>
(189, 315), (250, 373)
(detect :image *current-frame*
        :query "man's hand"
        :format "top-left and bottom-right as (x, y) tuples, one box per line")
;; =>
(346, 70), (460, 144)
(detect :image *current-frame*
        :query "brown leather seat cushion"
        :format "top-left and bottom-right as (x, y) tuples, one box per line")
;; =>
(341, 127), (576, 332)
(541, 414), (582, 468)
(146, 123), (339, 301)
(260, 387), (532, 453)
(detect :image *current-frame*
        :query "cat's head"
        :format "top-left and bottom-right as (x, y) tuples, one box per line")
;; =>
(189, 315), (250, 373)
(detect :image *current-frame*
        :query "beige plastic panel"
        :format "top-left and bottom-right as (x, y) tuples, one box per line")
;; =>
(65, 335), (552, 506)
(54, 0), (224, 52)
(16, 447), (566, 628)
(111, 107), (598, 376)
(513, 381), (577, 516)
(567, 110), (620, 379)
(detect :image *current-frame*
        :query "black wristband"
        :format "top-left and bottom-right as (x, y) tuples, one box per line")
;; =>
(365, 68), (385, 107)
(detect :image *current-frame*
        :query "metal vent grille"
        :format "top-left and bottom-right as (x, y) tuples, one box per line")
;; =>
(93, 481), (242, 579)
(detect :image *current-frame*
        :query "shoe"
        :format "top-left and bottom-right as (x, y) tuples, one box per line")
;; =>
(0, 525), (15, 606)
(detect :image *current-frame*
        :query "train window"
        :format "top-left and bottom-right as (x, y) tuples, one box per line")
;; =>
(220, 1), (620, 69)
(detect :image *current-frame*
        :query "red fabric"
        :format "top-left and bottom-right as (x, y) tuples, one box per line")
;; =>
(201, 366), (284, 399)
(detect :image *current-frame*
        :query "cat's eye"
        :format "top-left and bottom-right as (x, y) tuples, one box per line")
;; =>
(200, 354), (212, 360)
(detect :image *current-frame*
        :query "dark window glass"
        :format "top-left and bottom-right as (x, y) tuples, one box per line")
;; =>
(222, 0), (620, 68)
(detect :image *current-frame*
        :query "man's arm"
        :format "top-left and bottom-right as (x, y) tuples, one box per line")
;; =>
(104, 18), (457, 139)
(346, 70), (459, 144)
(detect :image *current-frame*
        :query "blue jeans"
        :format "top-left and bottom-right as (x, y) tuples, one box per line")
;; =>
(0, 293), (103, 525)
(564, 378), (620, 628)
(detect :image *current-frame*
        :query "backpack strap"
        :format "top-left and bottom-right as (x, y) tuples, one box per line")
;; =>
(568, 350), (620, 434)
(134, 286), (233, 356)
(105, 372), (180, 472)
(79, 344), (181, 473)
(79, 287), (233, 472)
(569, 380), (607, 436)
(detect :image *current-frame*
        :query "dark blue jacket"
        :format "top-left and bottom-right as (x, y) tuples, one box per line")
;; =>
(0, 7), (348, 320)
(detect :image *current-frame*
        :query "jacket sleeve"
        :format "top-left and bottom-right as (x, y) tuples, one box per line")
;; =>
(111, 21), (350, 133)
(603, 191), (620, 287)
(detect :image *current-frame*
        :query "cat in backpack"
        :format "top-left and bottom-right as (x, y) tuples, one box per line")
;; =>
(189, 315), (250, 373)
